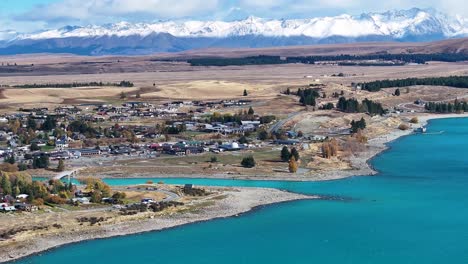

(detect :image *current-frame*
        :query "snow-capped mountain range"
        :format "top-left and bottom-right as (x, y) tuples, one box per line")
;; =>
(1, 8), (467, 55)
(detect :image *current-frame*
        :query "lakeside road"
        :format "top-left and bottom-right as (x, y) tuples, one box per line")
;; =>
(0, 187), (316, 263)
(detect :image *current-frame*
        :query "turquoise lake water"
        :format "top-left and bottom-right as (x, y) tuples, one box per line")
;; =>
(15, 118), (468, 263)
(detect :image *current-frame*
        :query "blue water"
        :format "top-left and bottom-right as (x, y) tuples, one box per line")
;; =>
(13, 118), (468, 263)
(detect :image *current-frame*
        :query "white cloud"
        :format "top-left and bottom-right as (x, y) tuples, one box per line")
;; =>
(10, 0), (468, 31)
(18, 0), (220, 22)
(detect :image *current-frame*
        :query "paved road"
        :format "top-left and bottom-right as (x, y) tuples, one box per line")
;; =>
(397, 94), (468, 112)
(268, 111), (304, 133)
(114, 186), (180, 202)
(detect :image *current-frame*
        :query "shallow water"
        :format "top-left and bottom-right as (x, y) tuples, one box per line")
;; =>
(15, 118), (468, 264)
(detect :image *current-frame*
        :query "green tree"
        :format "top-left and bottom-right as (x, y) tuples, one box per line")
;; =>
(247, 107), (255, 115)
(280, 146), (291, 162)
(291, 147), (300, 161)
(27, 117), (37, 130)
(120, 91), (127, 99)
(395, 88), (401, 96)
(18, 163), (28, 171)
(241, 156), (256, 168)
(243, 89), (248, 96)
(0, 174), (12, 195)
(238, 135), (248, 144)
(33, 155), (49, 169)
(258, 130), (269, 140)
(30, 142), (40, 151)
(7, 155), (16, 164)
(42, 116), (57, 131)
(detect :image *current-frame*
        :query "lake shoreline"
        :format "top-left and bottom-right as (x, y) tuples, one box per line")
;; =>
(1, 187), (315, 263)
(96, 113), (468, 182)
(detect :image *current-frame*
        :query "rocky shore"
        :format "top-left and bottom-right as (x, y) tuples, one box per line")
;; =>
(0, 187), (315, 263)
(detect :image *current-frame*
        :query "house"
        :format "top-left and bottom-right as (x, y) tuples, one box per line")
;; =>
(16, 194), (29, 200)
(274, 139), (300, 145)
(70, 148), (101, 157)
(72, 197), (90, 204)
(0, 203), (16, 212)
(14, 203), (37, 212)
(55, 136), (69, 149)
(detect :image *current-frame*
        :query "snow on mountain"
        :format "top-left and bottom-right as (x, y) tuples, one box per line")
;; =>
(13, 8), (468, 41)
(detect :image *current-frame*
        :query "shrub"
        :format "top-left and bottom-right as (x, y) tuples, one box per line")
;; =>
(398, 124), (410, 130)
(46, 195), (67, 204)
(410, 117), (419, 124)
(241, 156), (256, 168)
(210, 156), (218, 163)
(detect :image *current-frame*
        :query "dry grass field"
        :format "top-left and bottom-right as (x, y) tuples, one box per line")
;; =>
(0, 58), (467, 113)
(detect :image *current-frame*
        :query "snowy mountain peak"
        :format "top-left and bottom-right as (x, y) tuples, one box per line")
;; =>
(1, 8), (467, 56)
(11, 8), (467, 41)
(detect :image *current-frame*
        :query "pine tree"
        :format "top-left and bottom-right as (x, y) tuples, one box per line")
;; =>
(281, 146), (291, 162)
(248, 107), (254, 115)
(291, 148), (300, 161)
(243, 89), (248, 96)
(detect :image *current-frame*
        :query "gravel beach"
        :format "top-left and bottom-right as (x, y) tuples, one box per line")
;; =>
(0, 187), (315, 263)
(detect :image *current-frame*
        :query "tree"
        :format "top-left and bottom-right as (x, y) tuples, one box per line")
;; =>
(27, 117), (37, 130)
(258, 130), (269, 140)
(288, 158), (298, 173)
(120, 91), (127, 99)
(286, 88), (291, 95)
(238, 135), (248, 144)
(351, 118), (367, 133)
(33, 155), (49, 169)
(30, 142), (40, 151)
(42, 116), (57, 131)
(90, 191), (102, 203)
(248, 107), (255, 115)
(281, 146), (291, 162)
(395, 88), (401, 96)
(57, 159), (65, 172)
(5, 155), (15, 164)
(0, 174), (11, 195)
(243, 89), (248, 96)
(291, 147), (300, 161)
(241, 156), (256, 168)
(135, 91), (141, 98)
(18, 163), (28, 171)
(112, 191), (127, 201)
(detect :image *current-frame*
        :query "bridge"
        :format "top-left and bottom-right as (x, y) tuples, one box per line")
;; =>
(53, 168), (82, 181)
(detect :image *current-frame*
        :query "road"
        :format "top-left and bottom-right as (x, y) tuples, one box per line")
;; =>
(397, 94), (468, 112)
(268, 111), (304, 133)
(114, 186), (180, 202)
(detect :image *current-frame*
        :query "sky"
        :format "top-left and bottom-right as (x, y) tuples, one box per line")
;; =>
(0, 0), (466, 34)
